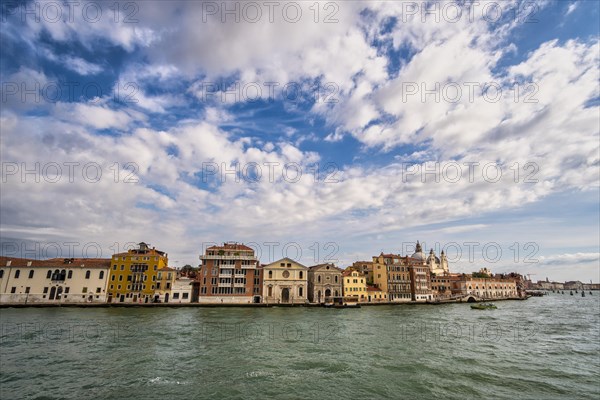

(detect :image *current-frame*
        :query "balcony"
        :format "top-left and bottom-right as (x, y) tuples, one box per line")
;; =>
(241, 264), (257, 269)
(219, 273), (233, 278)
(234, 273), (245, 279)
(219, 281), (233, 286)
(234, 282), (246, 288)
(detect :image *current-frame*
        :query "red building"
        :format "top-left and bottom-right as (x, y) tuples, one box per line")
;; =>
(197, 243), (262, 303)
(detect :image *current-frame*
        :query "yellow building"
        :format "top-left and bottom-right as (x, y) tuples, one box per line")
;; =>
(342, 268), (368, 302)
(156, 266), (176, 303)
(107, 242), (168, 303)
(372, 254), (390, 293)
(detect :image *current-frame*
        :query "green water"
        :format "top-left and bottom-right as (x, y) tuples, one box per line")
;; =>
(1, 295), (599, 399)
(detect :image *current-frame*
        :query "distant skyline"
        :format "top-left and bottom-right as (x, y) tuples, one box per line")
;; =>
(1, 1), (598, 283)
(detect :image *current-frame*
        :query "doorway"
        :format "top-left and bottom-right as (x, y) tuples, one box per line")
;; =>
(282, 288), (290, 303)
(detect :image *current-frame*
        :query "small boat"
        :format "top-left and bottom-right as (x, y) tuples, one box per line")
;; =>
(570, 291), (573, 295)
(471, 303), (497, 310)
(582, 291), (585, 297)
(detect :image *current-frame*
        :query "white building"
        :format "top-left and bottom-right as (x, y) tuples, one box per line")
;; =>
(262, 258), (308, 304)
(171, 277), (194, 303)
(0, 256), (111, 304)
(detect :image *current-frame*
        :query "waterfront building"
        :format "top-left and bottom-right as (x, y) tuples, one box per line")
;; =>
(262, 258), (308, 304)
(171, 276), (194, 303)
(0, 256), (110, 303)
(366, 284), (388, 302)
(431, 274), (454, 299)
(108, 242), (168, 303)
(342, 268), (368, 301)
(197, 243), (261, 304)
(456, 276), (518, 299)
(409, 261), (433, 302)
(307, 263), (342, 304)
(155, 266), (176, 302)
(372, 253), (412, 302)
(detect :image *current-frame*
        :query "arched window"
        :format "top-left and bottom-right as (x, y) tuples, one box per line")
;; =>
(318, 275), (321, 283)
(335, 275), (338, 283)
(99, 271), (104, 279)
(14, 269), (20, 278)
(85, 270), (91, 279)
(67, 270), (73, 279)
(46, 270), (52, 279)
(28, 270), (34, 279)
(60, 270), (66, 280)
(299, 286), (303, 297)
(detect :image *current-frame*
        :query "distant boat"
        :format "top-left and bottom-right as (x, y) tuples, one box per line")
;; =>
(582, 291), (585, 297)
(570, 291), (573, 295)
(471, 303), (497, 310)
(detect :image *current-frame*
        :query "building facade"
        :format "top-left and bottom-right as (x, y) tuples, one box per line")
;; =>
(198, 243), (261, 304)
(262, 258), (308, 304)
(107, 242), (169, 303)
(156, 266), (176, 302)
(352, 261), (374, 283)
(171, 276), (194, 303)
(456, 276), (518, 299)
(342, 268), (368, 301)
(0, 256), (110, 303)
(307, 263), (342, 303)
(372, 253), (412, 302)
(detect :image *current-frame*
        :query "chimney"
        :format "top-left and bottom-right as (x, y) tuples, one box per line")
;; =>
(27, 261), (32, 267)
(6, 260), (11, 267)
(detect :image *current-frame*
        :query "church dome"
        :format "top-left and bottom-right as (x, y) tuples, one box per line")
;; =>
(411, 241), (426, 260)
(427, 249), (441, 264)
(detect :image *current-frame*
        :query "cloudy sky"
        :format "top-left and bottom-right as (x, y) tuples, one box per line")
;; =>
(1, 0), (598, 282)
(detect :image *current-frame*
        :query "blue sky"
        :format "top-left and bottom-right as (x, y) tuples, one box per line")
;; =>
(1, 0), (598, 282)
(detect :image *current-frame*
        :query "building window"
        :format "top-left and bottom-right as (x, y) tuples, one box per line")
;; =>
(173, 293), (180, 299)
(10, 287), (16, 293)
(0, 269), (3, 279)
(14, 270), (20, 278)
(25, 287), (30, 294)
(64, 287), (70, 293)
(96, 287), (101, 293)
(268, 271), (273, 279)
(299, 287), (303, 297)
(318, 275), (321, 283)
(82, 287), (88, 293)
(121, 265), (125, 270)
(85, 270), (91, 279)
(113, 265), (117, 270)
(117, 285), (121, 290)
(67, 270), (73, 279)
(28, 270), (34, 279)
(299, 271), (303, 279)
(335, 276), (338, 283)
(183, 293), (189, 299)
(99, 271), (104, 279)
(119, 276), (123, 282)
(46, 270), (52, 279)
(43, 287), (48, 293)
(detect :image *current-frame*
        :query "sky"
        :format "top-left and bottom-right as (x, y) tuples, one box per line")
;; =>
(0, 0), (598, 282)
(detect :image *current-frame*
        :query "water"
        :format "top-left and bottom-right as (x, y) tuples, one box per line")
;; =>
(1, 295), (598, 399)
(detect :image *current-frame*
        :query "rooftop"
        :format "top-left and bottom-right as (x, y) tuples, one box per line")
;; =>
(0, 256), (111, 269)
